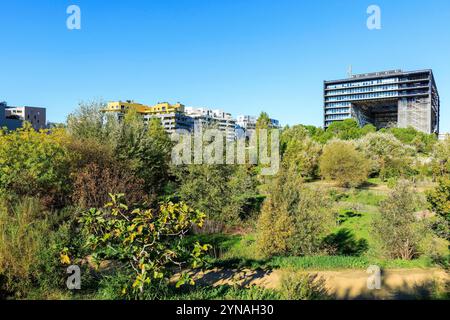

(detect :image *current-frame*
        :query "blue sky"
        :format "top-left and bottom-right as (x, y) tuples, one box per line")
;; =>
(1, 0), (449, 131)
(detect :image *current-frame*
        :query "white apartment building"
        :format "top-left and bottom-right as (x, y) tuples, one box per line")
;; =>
(185, 107), (236, 141)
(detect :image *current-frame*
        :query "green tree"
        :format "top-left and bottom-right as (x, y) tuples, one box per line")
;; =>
(174, 164), (258, 227)
(384, 127), (437, 154)
(0, 124), (72, 207)
(427, 178), (450, 223)
(326, 119), (375, 140)
(319, 140), (370, 187)
(282, 134), (322, 180)
(372, 180), (426, 260)
(114, 112), (172, 196)
(357, 132), (415, 180)
(431, 138), (450, 178)
(256, 170), (334, 257)
(79, 194), (209, 299)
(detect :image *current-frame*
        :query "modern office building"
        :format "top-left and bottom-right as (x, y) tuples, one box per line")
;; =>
(324, 69), (440, 134)
(0, 102), (46, 130)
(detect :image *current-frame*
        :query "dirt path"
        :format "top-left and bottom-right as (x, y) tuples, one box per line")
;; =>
(175, 268), (449, 300)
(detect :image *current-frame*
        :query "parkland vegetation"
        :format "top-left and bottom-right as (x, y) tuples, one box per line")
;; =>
(0, 103), (449, 300)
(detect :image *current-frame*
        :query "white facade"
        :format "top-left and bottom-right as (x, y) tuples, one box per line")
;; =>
(185, 107), (236, 141)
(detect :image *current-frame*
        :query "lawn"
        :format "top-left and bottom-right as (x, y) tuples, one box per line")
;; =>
(186, 180), (444, 272)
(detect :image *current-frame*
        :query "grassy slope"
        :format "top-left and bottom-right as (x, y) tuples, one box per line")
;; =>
(190, 180), (443, 271)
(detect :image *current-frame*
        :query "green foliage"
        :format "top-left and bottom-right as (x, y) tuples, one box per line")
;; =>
(322, 228), (369, 256)
(279, 273), (328, 300)
(79, 194), (209, 299)
(0, 197), (74, 298)
(326, 119), (376, 141)
(372, 180), (427, 260)
(281, 126), (322, 180)
(431, 138), (450, 177)
(67, 101), (119, 143)
(167, 284), (281, 300)
(257, 169), (334, 257)
(357, 132), (415, 180)
(0, 124), (72, 208)
(384, 127), (437, 154)
(174, 164), (258, 226)
(427, 178), (450, 223)
(319, 140), (370, 187)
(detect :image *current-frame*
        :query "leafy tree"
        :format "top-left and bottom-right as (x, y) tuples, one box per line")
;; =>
(79, 194), (209, 298)
(327, 119), (375, 141)
(256, 112), (271, 130)
(372, 180), (426, 260)
(174, 165), (258, 227)
(257, 169), (334, 257)
(383, 127), (437, 154)
(319, 140), (370, 187)
(114, 112), (172, 196)
(357, 132), (415, 180)
(282, 134), (322, 180)
(431, 138), (450, 178)
(427, 178), (450, 224)
(66, 100), (119, 143)
(0, 124), (72, 207)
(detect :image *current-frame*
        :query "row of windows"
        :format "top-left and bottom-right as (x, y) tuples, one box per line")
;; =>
(326, 77), (398, 90)
(325, 108), (351, 115)
(325, 102), (351, 108)
(325, 91), (399, 102)
(326, 84), (399, 96)
(325, 114), (351, 121)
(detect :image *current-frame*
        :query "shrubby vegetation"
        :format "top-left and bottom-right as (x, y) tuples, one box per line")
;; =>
(319, 140), (370, 187)
(373, 180), (428, 260)
(256, 167), (334, 257)
(0, 103), (448, 300)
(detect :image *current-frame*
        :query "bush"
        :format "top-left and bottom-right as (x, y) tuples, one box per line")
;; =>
(279, 273), (328, 300)
(282, 134), (322, 180)
(0, 125), (72, 208)
(174, 164), (258, 227)
(79, 194), (210, 299)
(319, 140), (370, 187)
(357, 132), (415, 180)
(431, 138), (450, 177)
(257, 170), (334, 257)
(0, 197), (73, 298)
(427, 178), (450, 224)
(372, 180), (427, 260)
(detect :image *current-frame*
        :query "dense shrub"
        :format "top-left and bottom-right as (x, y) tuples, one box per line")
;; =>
(79, 194), (209, 299)
(431, 138), (450, 178)
(279, 272), (328, 300)
(257, 170), (334, 257)
(72, 162), (146, 209)
(174, 164), (258, 227)
(372, 180), (427, 260)
(0, 125), (72, 208)
(282, 134), (322, 180)
(357, 132), (415, 180)
(0, 197), (73, 298)
(319, 140), (370, 187)
(385, 127), (437, 154)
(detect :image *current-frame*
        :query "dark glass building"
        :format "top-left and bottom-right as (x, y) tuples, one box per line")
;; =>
(324, 69), (440, 134)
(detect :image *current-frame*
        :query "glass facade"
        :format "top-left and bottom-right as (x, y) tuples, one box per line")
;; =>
(323, 70), (436, 132)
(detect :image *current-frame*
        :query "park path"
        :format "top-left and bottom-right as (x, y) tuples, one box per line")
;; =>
(174, 268), (449, 300)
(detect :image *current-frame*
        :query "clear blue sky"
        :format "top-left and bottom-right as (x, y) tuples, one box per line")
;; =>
(1, 0), (449, 131)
